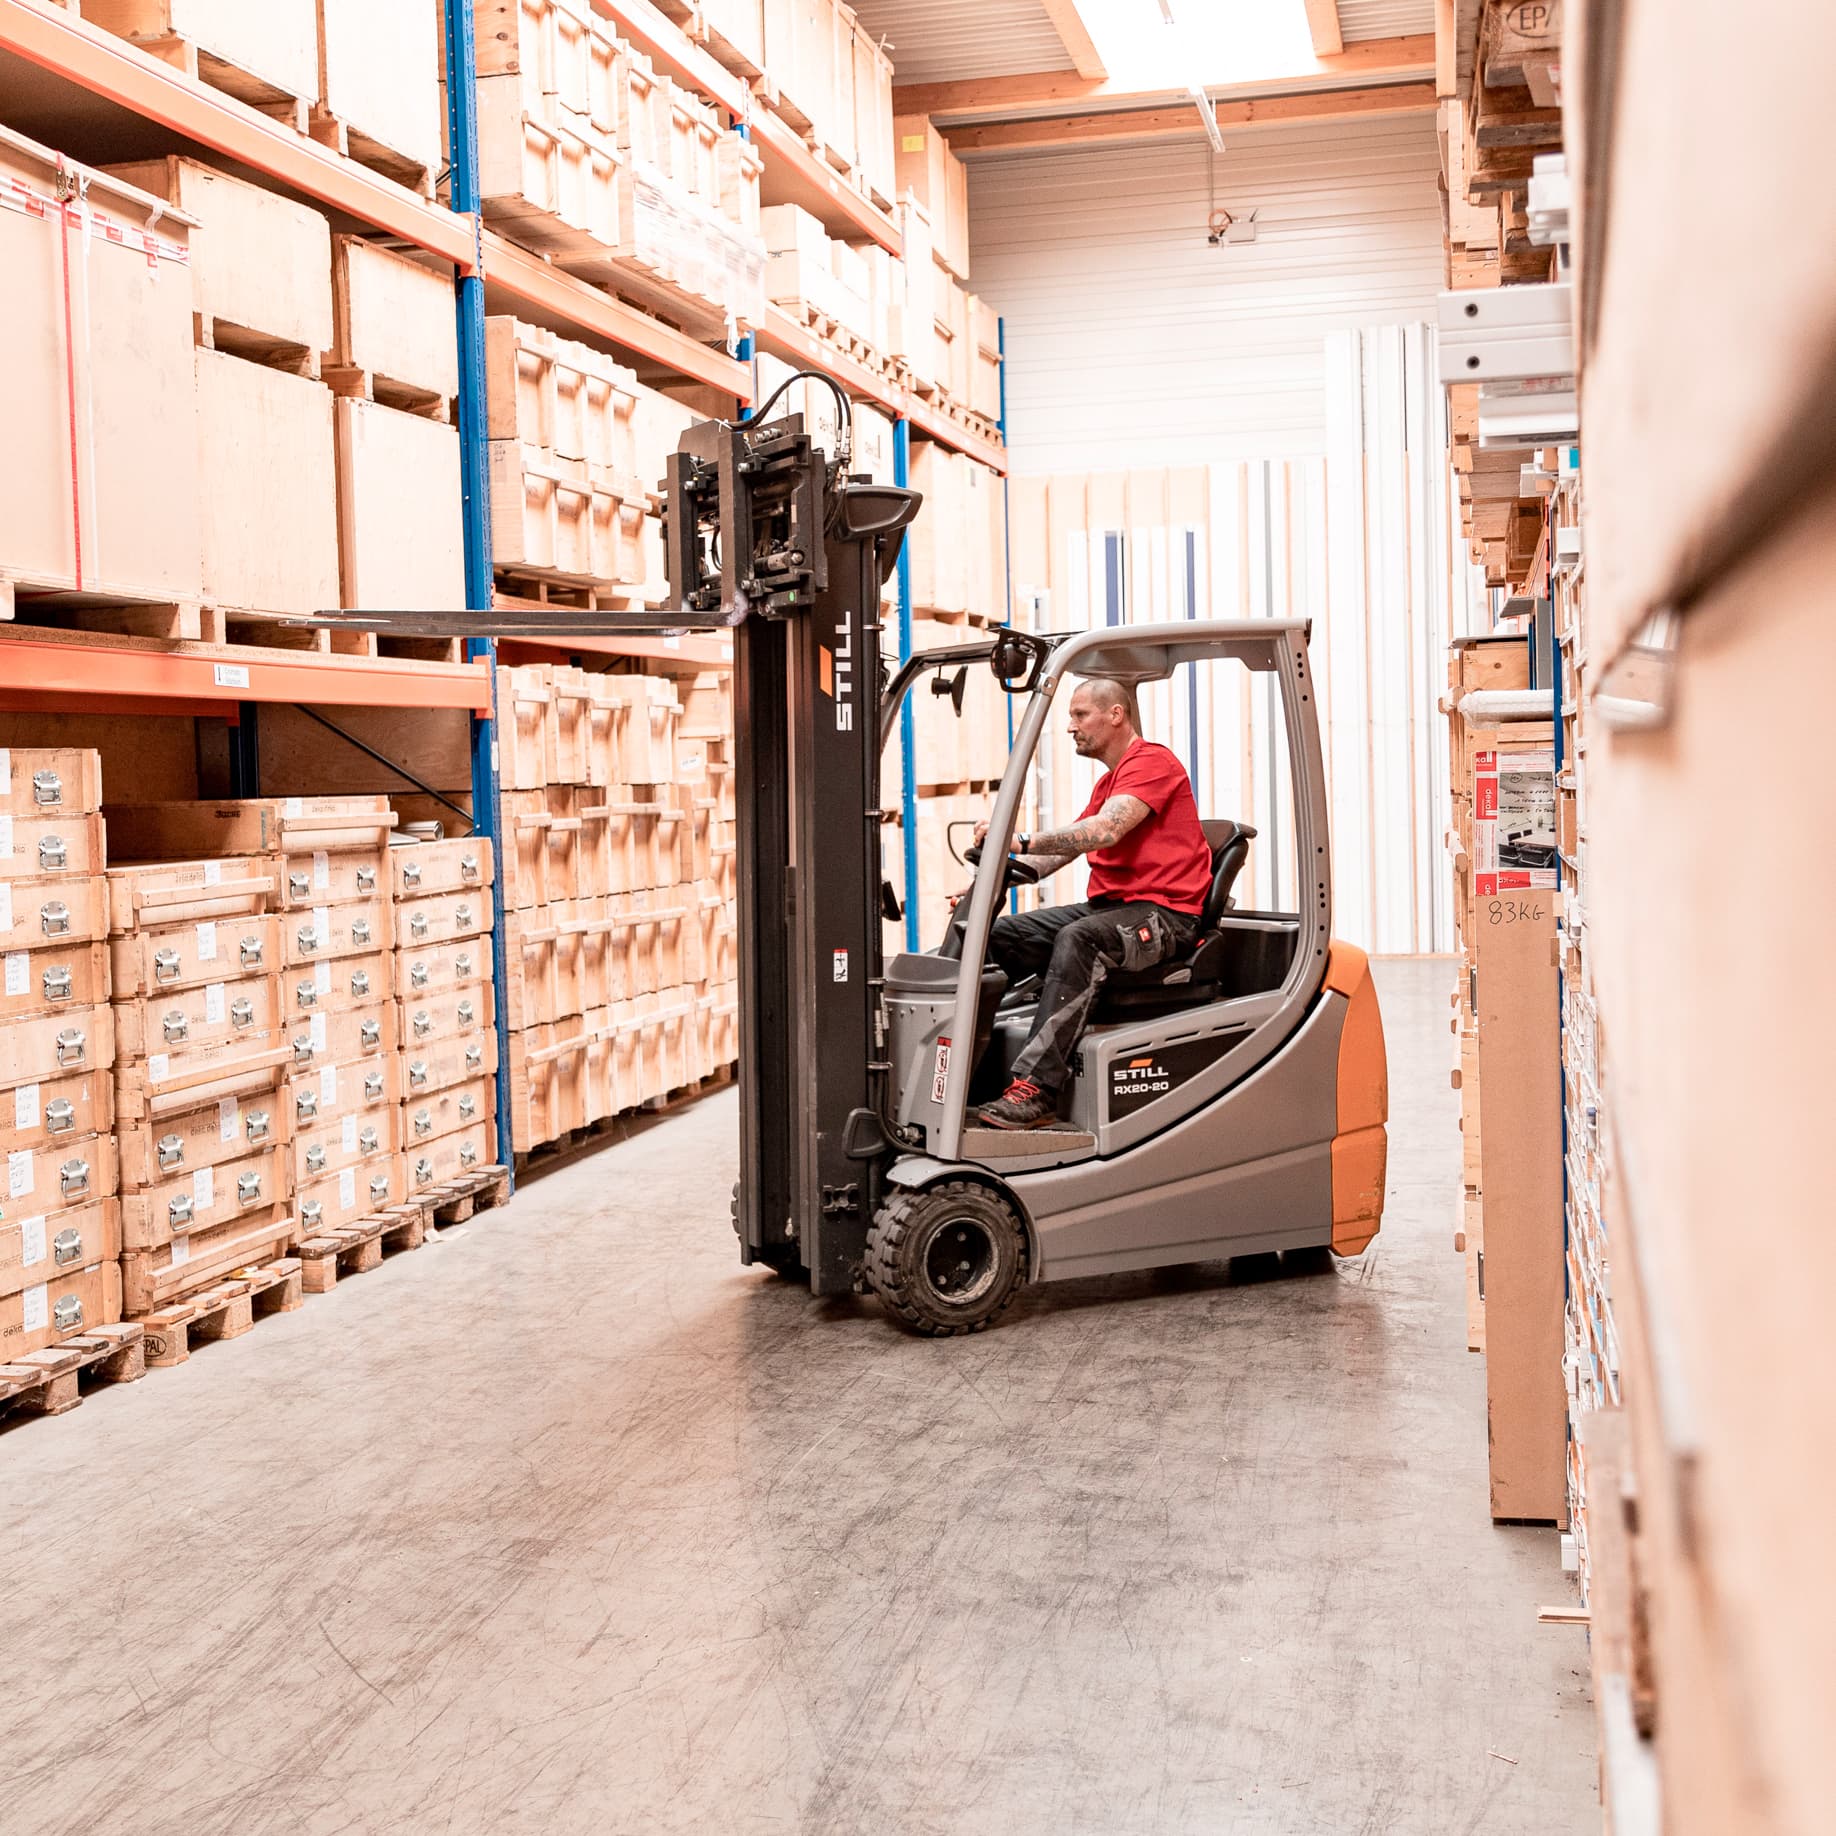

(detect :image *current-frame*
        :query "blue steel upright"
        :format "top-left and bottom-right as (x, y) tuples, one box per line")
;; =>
(894, 418), (920, 951)
(445, 0), (516, 1190)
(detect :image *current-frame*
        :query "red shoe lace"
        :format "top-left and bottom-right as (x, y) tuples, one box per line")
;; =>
(1003, 1079), (1040, 1102)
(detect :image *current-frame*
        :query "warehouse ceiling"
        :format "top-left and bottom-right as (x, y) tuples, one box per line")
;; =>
(849, 1), (1080, 83)
(1336, 0), (1439, 42)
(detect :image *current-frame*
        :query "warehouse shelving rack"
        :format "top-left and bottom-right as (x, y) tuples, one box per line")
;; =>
(0, 0), (1008, 1178)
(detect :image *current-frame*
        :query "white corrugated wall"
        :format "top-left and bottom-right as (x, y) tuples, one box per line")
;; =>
(966, 114), (1446, 472)
(975, 114), (1476, 951)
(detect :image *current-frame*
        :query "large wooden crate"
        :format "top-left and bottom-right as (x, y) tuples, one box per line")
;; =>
(328, 237), (459, 411)
(83, 0), (319, 109)
(0, 132), (202, 604)
(334, 399), (466, 616)
(99, 156), (333, 362)
(194, 348), (340, 618)
(316, 0), (444, 183)
(894, 115), (969, 280)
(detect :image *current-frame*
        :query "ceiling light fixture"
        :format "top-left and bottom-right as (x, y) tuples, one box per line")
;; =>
(1158, 0), (1176, 22)
(1190, 87), (1224, 152)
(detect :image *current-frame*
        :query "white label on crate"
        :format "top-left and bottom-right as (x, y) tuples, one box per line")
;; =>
(313, 849), (330, 891)
(0, 815), (12, 860)
(193, 1166), (214, 1211)
(285, 797), (304, 818)
(4, 952), (27, 997)
(148, 1053), (170, 1082)
(212, 663), (250, 690)
(0, 749), (9, 795)
(19, 1215), (46, 1268)
(309, 1013), (327, 1054)
(930, 1038), (951, 1106)
(203, 860), (222, 887)
(832, 949), (848, 983)
(21, 1282), (46, 1333)
(0, 884), (12, 933)
(14, 1083), (40, 1132)
(339, 1166), (356, 1210)
(315, 959), (332, 996)
(196, 920), (218, 963)
(319, 1064), (338, 1105)
(204, 982), (226, 1026)
(313, 905), (331, 945)
(168, 1235), (191, 1269)
(8, 1149), (32, 1199)
(219, 1097), (240, 1143)
(341, 1115), (358, 1154)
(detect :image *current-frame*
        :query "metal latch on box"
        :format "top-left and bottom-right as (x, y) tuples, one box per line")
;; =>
(154, 948), (182, 982)
(411, 964), (430, 990)
(301, 1199), (323, 1227)
(297, 925), (322, 956)
(458, 1094), (477, 1121)
(305, 1145), (327, 1175)
(414, 1158), (433, 1185)
(411, 914), (430, 940)
(296, 980), (319, 1009)
(461, 854), (479, 880)
(465, 1045), (483, 1071)
(52, 1227), (82, 1267)
(42, 967), (72, 1002)
(246, 1110), (271, 1142)
(460, 1142), (478, 1168)
(237, 1172), (263, 1206)
(169, 1192), (195, 1230)
(413, 1110), (432, 1138)
(39, 835), (66, 870)
(230, 997), (254, 1028)
(402, 861), (423, 887)
(54, 1028), (85, 1066)
(409, 1061), (429, 1087)
(163, 1010), (189, 1043)
(363, 1071), (384, 1099)
(45, 1098), (75, 1133)
(412, 1012), (432, 1038)
(370, 1174), (391, 1202)
(360, 1019), (382, 1048)
(295, 1088), (319, 1121)
(52, 1295), (82, 1331)
(350, 970), (371, 998)
(60, 1157), (89, 1199)
(240, 935), (264, 967)
(359, 1126), (378, 1155)
(351, 919), (372, 946)
(157, 1134), (185, 1170)
(356, 867), (376, 893)
(39, 901), (69, 937)
(456, 953), (473, 978)
(32, 770), (62, 806)
(289, 873), (311, 899)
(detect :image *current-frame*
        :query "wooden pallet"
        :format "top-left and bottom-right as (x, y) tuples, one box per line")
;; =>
(139, 1258), (304, 1369)
(296, 1201), (428, 1294)
(424, 1164), (511, 1225)
(308, 107), (436, 200)
(0, 1326), (146, 1425)
(102, 27), (312, 134)
(0, 569), (209, 641)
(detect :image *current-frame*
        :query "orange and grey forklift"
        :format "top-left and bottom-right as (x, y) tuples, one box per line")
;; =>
(662, 389), (1389, 1335)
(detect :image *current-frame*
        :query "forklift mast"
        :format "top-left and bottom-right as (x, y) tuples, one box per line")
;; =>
(664, 411), (919, 1292)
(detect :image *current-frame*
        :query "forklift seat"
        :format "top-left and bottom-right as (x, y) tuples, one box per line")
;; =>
(1096, 818), (1256, 1015)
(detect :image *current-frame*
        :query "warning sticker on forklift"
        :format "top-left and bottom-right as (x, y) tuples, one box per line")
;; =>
(832, 949), (848, 983)
(931, 1038), (951, 1105)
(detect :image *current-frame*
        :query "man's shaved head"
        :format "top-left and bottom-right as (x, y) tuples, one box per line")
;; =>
(1067, 677), (1140, 760)
(1074, 676), (1134, 715)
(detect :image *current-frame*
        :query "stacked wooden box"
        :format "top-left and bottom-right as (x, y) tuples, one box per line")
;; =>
(759, 202), (897, 371)
(83, 0), (443, 193)
(102, 848), (295, 1324)
(391, 837), (499, 1194)
(497, 663), (737, 1154)
(474, 0), (766, 339)
(92, 154), (463, 647)
(0, 750), (123, 1362)
(104, 797), (401, 1270)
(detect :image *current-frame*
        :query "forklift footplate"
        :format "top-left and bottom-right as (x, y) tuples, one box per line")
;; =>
(960, 1125), (1096, 1159)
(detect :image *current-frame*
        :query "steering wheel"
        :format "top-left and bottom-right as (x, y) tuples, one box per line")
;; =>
(964, 842), (1041, 888)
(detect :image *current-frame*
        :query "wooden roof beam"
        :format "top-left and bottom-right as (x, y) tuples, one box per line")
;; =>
(893, 34), (1433, 121)
(1038, 0), (1107, 79)
(1304, 0), (1345, 59)
(941, 80), (1437, 154)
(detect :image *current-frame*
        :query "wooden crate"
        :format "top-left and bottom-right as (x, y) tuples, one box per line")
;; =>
(290, 1052), (400, 1130)
(195, 347), (341, 619)
(404, 1032), (496, 1100)
(121, 1145), (287, 1253)
(282, 950), (391, 1020)
(117, 1062), (287, 1189)
(403, 1074), (493, 1149)
(397, 982), (495, 1052)
(286, 1002), (390, 1071)
(328, 236), (459, 412)
(114, 972), (285, 1065)
(280, 896), (391, 966)
(333, 398), (466, 618)
(0, 1259), (122, 1363)
(99, 156), (333, 361)
(475, 75), (624, 258)
(0, 940), (108, 1025)
(121, 1207), (300, 1318)
(105, 796), (393, 863)
(0, 812), (105, 885)
(894, 115), (969, 280)
(293, 1104), (399, 1185)
(396, 888), (493, 948)
(2, 1129), (117, 1220)
(0, 1065), (113, 1162)
(391, 836), (493, 901)
(0, 133), (202, 604)
(315, 0), (443, 187)
(110, 914), (281, 999)
(396, 937), (489, 1004)
(83, 0), (319, 111)
(406, 1119), (496, 1190)
(296, 1155), (404, 1234)
(1, 1196), (122, 1305)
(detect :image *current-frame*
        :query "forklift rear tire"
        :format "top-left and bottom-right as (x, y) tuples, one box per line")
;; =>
(866, 1181), (1028, 1336)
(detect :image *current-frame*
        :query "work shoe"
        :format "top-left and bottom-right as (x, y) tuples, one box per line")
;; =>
(977, 1078), (1061, 1130)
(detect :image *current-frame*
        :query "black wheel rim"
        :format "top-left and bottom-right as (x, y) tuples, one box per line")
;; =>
(924, 1215), (999, 1306)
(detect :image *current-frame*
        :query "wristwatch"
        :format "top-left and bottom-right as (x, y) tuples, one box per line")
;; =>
(1014, 832), (1031, 855)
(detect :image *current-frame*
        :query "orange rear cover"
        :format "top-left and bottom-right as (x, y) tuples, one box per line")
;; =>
(1326, 942), (1388, 1254)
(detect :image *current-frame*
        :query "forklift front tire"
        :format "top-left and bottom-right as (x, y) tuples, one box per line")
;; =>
(866, 1181), (1029, 1336)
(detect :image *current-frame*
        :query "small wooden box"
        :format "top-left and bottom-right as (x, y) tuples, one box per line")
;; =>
(0, 876), (108, 956)
(403, 1033), (497, 1100)
(397, 983), (495, 1052)
(395, 888), (493, 948)
(118, 1067), (287, 1190)
(121, 1144), (287, 1253)
(293, 1104), (400, 1185)
(391, 836), (494, 901)
(0, 749), (105, 818)
(0, 1258), (122, 1361)
(288, 1052), (399, 1131)
(280, 896), (392, 966)
(296, 1156), (404, 1234)
(286, 1001), (391, 1069)
(0, 1196), (121, 1304)
(0, 940), (109, 1025)
(0, 813), (105, 884)
(0, 1066), (114, 1160)
(111, 912), (280, 996)
(402, 1076), (493, 1150)
(282, 949), (392, 1020)
(121, 1208), (299, 1317)
(406, 1119), (495, 1190)
(0, 1005), (115, 1091)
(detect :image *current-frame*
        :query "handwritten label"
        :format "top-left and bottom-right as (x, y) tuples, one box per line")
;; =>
(20, 1283), (47, 1333)
(313, 850), (330, 891)
(4, 952), (26, 997)
(8, 1149), (32, 1199)
(204, 982), (226, 1026)
(19, 1215), (46, 1268)
(220, 1097), (240, 1143)
(148, 1053), (170, 1081)
(320, 1063), (338, 1105)
(339, 1167), (356, 1210)
(0, 883), (12, 933)
(1485, 898), (1548, 927)
(168, 1235), (191, 1269)
(14, 1083), (40, 1132)
(196, 920), (218, 963)
(193, 1166), (214, 1211)
(0, 815), (13, 860)
(203, 860), (222, 887)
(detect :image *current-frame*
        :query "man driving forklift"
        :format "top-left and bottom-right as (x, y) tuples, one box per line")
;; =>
(962, 678), (1214, 1130)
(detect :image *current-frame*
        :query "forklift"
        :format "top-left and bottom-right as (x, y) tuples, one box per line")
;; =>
(663, 385), (1389, 1336)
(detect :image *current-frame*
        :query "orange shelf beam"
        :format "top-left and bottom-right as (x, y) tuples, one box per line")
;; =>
(902, 392), (1008, 474)
(0, 635), (493, 714)
(496, 632), (733, 669)
(0, 0), (477, 269)
(483, 233), (749, 399)
(588, 0), (901, 254)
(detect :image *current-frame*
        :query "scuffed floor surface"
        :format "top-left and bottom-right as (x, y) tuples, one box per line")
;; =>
(0, 959), (1596, 1835)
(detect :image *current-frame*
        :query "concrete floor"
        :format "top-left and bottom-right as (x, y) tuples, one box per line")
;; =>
(1, 959), (1596, 1835)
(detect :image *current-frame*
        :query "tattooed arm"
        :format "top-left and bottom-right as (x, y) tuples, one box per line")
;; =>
(1023, 794), (1152, 862)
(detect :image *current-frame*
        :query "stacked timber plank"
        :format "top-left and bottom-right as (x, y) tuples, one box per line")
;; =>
(497, 663), (736, 1156)
(1436, 0), (1565, 591)
(0, 750), (127, 1373)
(473, 0), (766, 340)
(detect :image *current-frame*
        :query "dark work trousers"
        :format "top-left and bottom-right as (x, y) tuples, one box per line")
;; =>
(988, 899), (1200, 1092)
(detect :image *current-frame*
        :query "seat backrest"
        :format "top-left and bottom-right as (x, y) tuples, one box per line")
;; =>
(1197, 819), (1256, 931)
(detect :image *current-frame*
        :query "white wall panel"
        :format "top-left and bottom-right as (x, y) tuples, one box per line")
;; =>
(849, 0), (1073, 82)
(966, 113), (1444, 474)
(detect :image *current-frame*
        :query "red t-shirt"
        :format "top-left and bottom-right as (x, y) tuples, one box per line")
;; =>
(1078, 739), (1213, 913)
